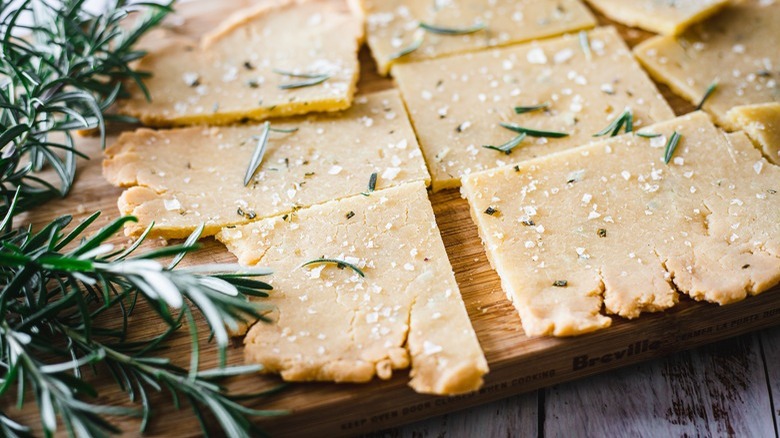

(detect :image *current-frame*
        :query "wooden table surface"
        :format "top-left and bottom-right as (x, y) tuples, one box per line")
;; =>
(373, 326), (780, 437)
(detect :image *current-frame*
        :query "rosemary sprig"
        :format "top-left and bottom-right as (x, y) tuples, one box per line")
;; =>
(696, 81), (718, 110)
(273, 69), (331, 89)
(244, 122), (271, 186)
(499, 122), (569, 138)
(419, 21), (486, 35)
(482, 133), (527, 155)
(663, 131), (682, 164)
(0, 213), (278, 436)
(300, 258), (365, 277)
(593, 109), (633, 137)
(514, 102), (549, 114)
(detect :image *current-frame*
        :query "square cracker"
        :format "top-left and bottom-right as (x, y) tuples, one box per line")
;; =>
(361, 0), (595, 76)
(393, 27), (674, 192)
(585, 0), (728, 35)
(216, 181), (489, 395)
(104, 89), (430, 238)
(118, 0), (363, 127)
(461, 112), (780, 337)
(634, 0), (779, 130)
(727, 103), (780, 165)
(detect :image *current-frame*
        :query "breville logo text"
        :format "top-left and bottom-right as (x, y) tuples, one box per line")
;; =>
(572, 339), (661, 371)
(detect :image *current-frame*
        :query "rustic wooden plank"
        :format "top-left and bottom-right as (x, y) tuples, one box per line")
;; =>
(759, 326), (780, 435)
(372, 391), (539, 438)
(543, 333), (776, 437)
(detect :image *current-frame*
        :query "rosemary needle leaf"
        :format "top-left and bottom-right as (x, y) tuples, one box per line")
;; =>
(696, 81), (718, 110)
(514, 102), (549, 114)
(272, 69), (328, 78)
(277, 74), (331, 90)
(635, 131), (662, 138)
(244, 121), (271, 186)
(579, 30), (592, 61)
(361, 172), (378, 196)
(300, 258), (366, 277)
(419, 21), (487, 35)
(663, 131), (682, 164)
(269, 126), (299, 133)
(388, 37), (424, 60)
(593, 109), (633, 137)
(499, 122), (569, 138)
(482, 133), (527, 155)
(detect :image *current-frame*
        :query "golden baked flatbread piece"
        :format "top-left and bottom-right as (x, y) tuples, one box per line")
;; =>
(461, 112), (780, 337)
(119, 0), (363, 127)
(585, 0), (728, 35)
(104, 90), (429, 238)
(360, 0), (595, 75)
(727, 103), (780, 165)
(217, 181), (489, 394)
(634, 0), (779, 129)
(394, 27), (674, 191)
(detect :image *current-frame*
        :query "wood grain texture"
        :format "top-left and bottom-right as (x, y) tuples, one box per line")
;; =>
(760, 327), (780, 435)
(3, 1), (780, 437)
(543, 334), (776, 437)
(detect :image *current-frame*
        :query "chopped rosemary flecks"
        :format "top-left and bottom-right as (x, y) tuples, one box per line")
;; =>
(389, 36), (424, 60)
(552, 280), (568, 287)
(579, 30), (592, 61)
(521, 219), (535, 226)
(244, 122), (271, 186)
(346, 211), (355, 220)
(514, 102), (550, 114)
(482, 133), (527, 155)
(361, 172), (378, 196)
(636, 131), (662, 138)
(513, 164), (521, 172)
(300, 258), (365, 277)
(597, 228), (607, 238)
(499, 122), (569, 138)
(272, 68), (328, 78)
(269, 126), (299, 133)
(593, 109), (633, 137)
(663, 131), (682, 164)
(484, 206), (499, 216)
(418, 21), (486, 35)
(742, 264), (750, 269)
(696, 81), (718, 110)
(247, 79), (260, 88)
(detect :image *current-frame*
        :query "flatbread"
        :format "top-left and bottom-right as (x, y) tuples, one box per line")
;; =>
(361, 0), (595, 75)
(393, 27), (675, 191)
(118, 0), (363, 127)
(104, 90), (430, 238)
(727, 102), (780, 165)
(461, 112), (780, 336)
(634, 0), (780, 130)
(216, 181), (489, 394)
(585, 0), (728, 35)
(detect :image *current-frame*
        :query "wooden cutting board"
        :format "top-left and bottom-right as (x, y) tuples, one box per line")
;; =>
(8, 1), (780, 436)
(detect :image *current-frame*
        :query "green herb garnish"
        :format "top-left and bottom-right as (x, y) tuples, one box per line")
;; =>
(361, 172), (378, 196)
(273, 69), (331, 89)
(553, 280), (568, 287)
(482, 133), (527, 155)
(419, 21), (486, 35)
(269, 126), (299, 133)
(389, 36), (425, 60)
(484, 206), (499, 216)
(244, 121), (271, 186)
(514, 102), (550, 114)
(636, 131), (662, 138)
(663, 131), (682, 164)
(597, 228), (607, 238)
(500, 122), (569, 138)
(579, 30), (592, 61)
(696, 81), (718, 110)
(301, 258), (365, 277)
(593, 109), (633, 137)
